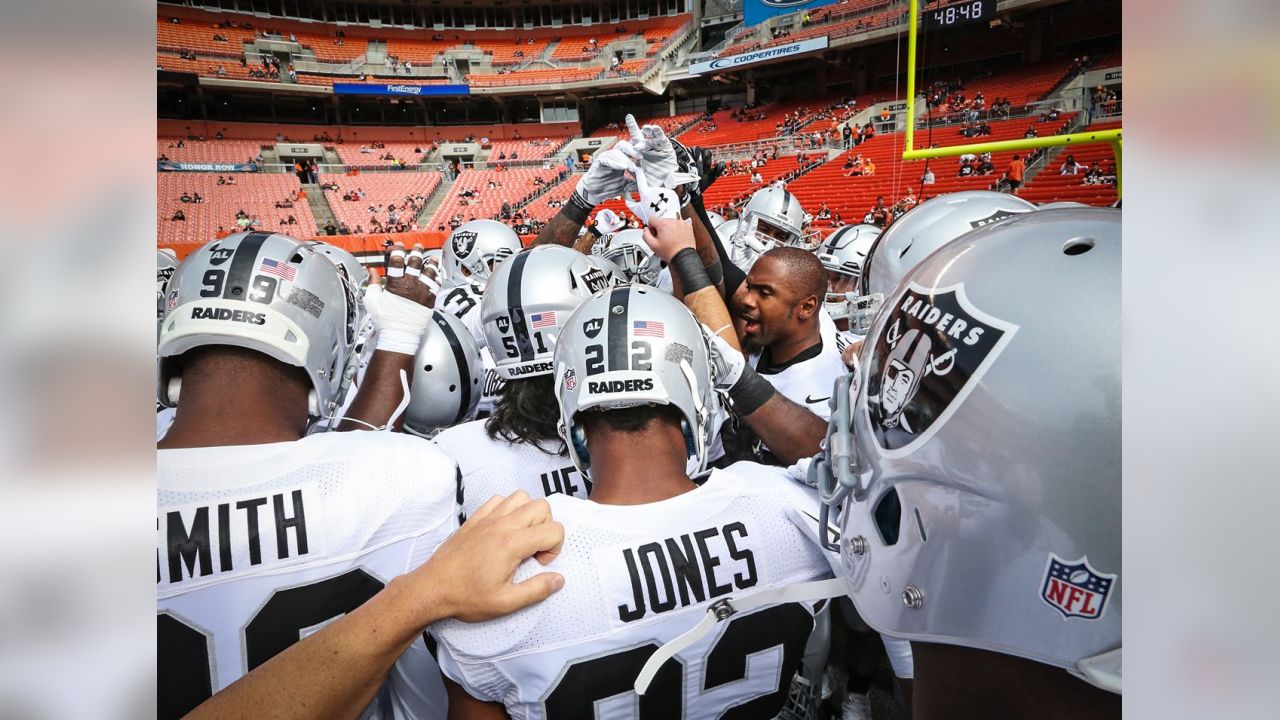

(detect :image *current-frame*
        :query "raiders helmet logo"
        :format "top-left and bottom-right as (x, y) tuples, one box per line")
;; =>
(582, 317), (603, 339)
(495, 315), (511, 334)
(969, 208), (1029, 230)
(451, 230), (478, 259)
(865, 283), (1017, 456)
(580, 268), (609, 294)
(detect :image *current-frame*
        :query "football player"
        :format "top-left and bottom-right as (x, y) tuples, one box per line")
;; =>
(431, 287), (841, 719)
(156, 232), (460, 719)
(419, 245), (613, 519)
(815, 208), (1122, 718)
(815, 223), (881, 345)
(726, 184), (811, 272)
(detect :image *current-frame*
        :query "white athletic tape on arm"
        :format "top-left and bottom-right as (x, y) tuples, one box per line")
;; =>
(371, 292), (435, 355)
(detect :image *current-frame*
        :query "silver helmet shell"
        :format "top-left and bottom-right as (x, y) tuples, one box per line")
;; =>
(157, 249), (180, 320)
(729, 184), (809, 269)
(816, 224), (881, 323)
(824, 208), (1121, 692)
(601, 229), (662, 286)
(403, 310), (484, 437)
(157, 232), (359, 418)
(481, 245), (614, 380)
(442, 219), (522, 289)
(553, 285), (715, 481)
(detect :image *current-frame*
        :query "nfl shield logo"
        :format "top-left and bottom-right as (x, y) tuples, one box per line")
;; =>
(563, 368), (577, 391)
(1040, 554), (1116, 620)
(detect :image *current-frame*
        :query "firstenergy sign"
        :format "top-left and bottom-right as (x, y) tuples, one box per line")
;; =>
(689, 37), (828, 76)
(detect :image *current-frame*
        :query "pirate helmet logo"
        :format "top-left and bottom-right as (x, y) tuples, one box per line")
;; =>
(866, 283), (1017, 455)
(451, 230), (478, 259)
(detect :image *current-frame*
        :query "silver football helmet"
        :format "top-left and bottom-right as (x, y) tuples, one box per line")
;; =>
(157, 249), (179, 320)
(816, 224), (881, 324)
(157, 232), (359, 418)
(442, 219), (521, 289)
(601, 229), (662, 286)
(854, 190), (1036, 331)
(481, 245), (613, 380)
(729, 184), (810, 269)
(816, 208), (1121, 693)
(706, 210), (727, 230)
(403, 310), (484, 438)
(553, 285), (715, 481)
(583, 253), (628, 286)
(306, 241), (371, 329)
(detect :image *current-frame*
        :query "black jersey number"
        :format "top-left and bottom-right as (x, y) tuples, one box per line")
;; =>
(443, 286), (477, 316)
(157, 569), (385, 720)
(542, 603), (813, 720)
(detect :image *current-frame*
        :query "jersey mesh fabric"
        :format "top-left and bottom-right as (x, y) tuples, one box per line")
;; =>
(434, 419), (581, 518)
(430, 464), (834, 718)
(439, 281), (486, 348)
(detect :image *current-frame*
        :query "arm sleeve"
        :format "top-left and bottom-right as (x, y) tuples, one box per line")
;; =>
(690, 195), (746, 297)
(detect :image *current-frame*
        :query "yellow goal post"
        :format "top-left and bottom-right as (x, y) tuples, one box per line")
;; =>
(902, 0), (1122, 195)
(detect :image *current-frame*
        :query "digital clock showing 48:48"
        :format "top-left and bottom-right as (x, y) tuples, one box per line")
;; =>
(924, 0), (996, 30)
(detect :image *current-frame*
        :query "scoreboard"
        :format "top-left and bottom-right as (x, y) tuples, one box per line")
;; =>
(923, 0), (995, 30)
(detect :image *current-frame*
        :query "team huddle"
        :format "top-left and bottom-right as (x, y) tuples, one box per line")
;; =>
(157, 116), (1120, 719)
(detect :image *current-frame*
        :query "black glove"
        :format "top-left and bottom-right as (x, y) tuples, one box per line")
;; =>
(687, 146), (726, 196)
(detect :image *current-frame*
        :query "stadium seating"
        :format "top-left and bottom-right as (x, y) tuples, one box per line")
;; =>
(486, 138), (566, 162)
(519, 178), (578, 224)
(319, 172), (443, 232)
(425, 168), (568, 230)
(590, 112), (704, 138)
(785, 113), (1081, 225)
(158, 137), (266, 164)
(676, 99), (834, 146)
(157, 173), (318, 244)
(466, 67), (603, 87)
(1017, 120), (1121, 206)
(333, 143), (433, 168)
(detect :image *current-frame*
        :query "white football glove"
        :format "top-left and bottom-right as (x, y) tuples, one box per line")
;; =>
(623, 114), (681, 190)
(593, 207), (626, 234)
(623, 166), (683, 224)
(701, 323), (746, 390)
(572, 147), (637, 205)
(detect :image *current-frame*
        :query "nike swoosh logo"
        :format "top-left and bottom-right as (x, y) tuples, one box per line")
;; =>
(805, 395), (831, 404)
(800, 510), (842, 544)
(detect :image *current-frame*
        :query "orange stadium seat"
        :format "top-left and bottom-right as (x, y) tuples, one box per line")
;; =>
(425, 168), (569, 230)
(318, 172), (444, 232)
(157, 173), (319, 244)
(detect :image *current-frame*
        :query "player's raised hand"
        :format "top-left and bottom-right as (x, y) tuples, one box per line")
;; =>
(363, 242), (438, 356)
(381, 242), (438, 308)
(642, 216), (695, 262)
(624, 113), (678, 189)
(416, 491), (565, 622)
(572, 146), (636, 206)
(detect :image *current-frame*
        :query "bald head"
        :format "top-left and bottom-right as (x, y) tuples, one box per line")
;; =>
(761, 247), (827, 305)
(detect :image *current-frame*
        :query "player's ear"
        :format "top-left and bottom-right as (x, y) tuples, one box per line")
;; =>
(796, 293), (819, 321)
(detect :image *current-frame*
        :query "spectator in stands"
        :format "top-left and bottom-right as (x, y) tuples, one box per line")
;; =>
(216, 65), (227, 78)
(1007, 154), (1026, 194)
(750, 170), (763, 184)
(1025, 124), (1039, 139)
(841, 123), (853, 149)
(171, 210), (185, 222)
(976, 153), (995, 175)
(1060, 154), (1081, 175)
(870, 197), (891, 228)
(215, 226), (229, 239)
(832, 213), (844, 227)
(959, 160), (975, 177)
(192, 192), (203, 204)
(817, 203), (832, 221)
(845, 157), (863, 177)
(862, 158), (877, 177)
(922, 167), (936, 184)
(180, 193), (193, 204)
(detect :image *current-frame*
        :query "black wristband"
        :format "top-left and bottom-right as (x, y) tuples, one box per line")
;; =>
(704, 259), (724, 287)
(561, 193), (594, 226)
(670, 247), (712, 295)
(728, 365), (776, 416)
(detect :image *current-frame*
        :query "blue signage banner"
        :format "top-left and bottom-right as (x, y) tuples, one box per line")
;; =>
(332, 83), (471, 96)
(158, 162), (258, 172)
(744, 0), (840, 26)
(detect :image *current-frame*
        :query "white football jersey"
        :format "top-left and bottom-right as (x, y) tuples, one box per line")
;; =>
(476, 346), (504, 417)
(157, 404), (175, 441)
(748, 336), (845, 421)
(433, 419), (587, 518)
(157, 431), (460, 720)
(426, 463), (836, 720)
(656, 266), (674, 294)
(438, 281), (486, 349)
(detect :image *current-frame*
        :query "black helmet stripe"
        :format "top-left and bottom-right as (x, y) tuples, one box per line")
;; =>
(606, 286), (632, 371)
(504, 251), (535, 363)
(431, 312), (473, 426)
(222, 232), (272, 299)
